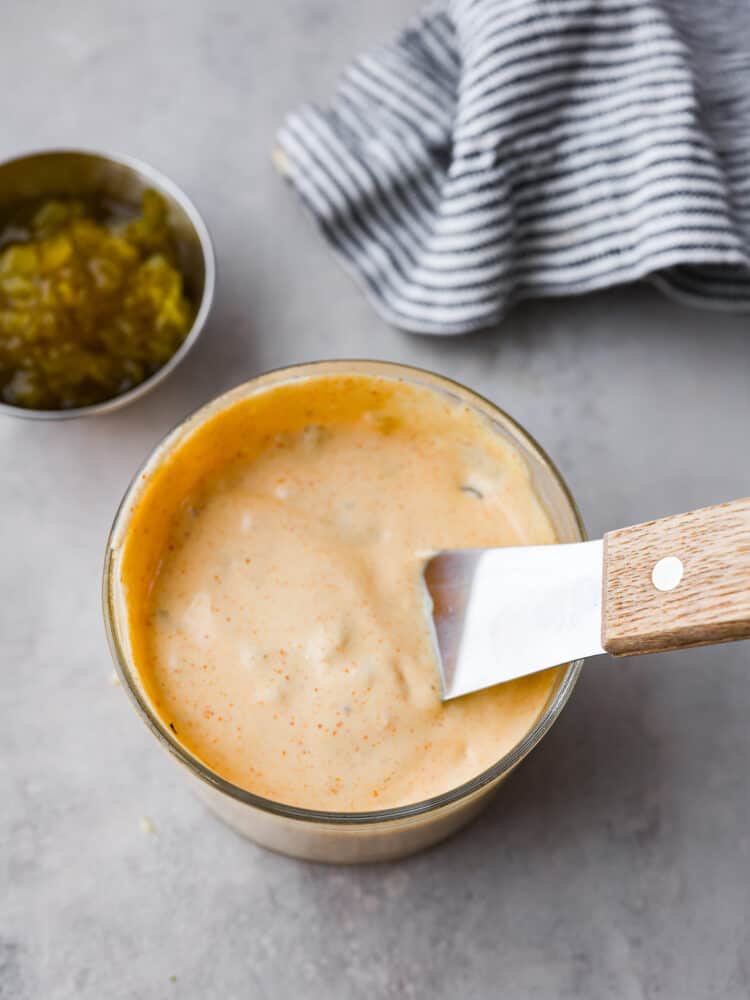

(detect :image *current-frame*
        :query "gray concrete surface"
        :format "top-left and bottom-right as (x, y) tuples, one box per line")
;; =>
(2, 2), (750, 998)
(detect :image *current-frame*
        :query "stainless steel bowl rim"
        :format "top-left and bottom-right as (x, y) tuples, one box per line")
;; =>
(0, 146), (216, 421)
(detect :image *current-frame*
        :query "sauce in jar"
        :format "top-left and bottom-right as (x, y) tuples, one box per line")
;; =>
(120, 374), (562, 810)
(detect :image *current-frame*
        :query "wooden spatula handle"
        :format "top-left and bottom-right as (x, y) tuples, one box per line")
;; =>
(602, 497), (750, 656)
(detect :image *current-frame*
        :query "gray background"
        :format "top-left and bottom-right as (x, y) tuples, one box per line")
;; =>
(2, 2), (749, 998)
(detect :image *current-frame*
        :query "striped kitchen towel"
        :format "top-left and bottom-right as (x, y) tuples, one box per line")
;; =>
(276, 0), (750, 334)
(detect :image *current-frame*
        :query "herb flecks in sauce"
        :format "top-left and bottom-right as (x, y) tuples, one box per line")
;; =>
(460, 483), (485, 499)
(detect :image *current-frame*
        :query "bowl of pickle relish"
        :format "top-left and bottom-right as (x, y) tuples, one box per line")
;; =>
(0, 149), (215, 419)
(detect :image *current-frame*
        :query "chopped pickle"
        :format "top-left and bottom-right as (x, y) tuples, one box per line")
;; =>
(0, 190), (195, 410)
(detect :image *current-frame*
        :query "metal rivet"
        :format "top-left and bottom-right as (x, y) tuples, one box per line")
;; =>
(652, 556), (683, 592)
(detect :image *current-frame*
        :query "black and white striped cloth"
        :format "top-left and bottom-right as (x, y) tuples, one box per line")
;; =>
(277, 0), (750, 334)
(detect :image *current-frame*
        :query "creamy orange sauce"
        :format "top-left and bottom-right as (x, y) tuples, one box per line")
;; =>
(121, 374), (561, 810)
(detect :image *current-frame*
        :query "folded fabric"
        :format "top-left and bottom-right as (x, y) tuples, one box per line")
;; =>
(277, 0), (750, 334)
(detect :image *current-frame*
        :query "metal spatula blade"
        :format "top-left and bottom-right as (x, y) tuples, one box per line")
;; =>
(423, 539), (605, 699)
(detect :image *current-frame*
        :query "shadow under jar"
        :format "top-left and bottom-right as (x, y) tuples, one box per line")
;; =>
(103, 361), (586, 863)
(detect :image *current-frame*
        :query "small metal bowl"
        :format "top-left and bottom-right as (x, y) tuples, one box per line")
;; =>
(0, 148), (215, 420)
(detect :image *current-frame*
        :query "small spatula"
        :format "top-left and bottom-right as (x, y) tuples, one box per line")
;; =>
(423, 497), (750, 700)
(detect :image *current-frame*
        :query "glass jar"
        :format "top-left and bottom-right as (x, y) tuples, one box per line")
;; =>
(103, 361), (585, 863)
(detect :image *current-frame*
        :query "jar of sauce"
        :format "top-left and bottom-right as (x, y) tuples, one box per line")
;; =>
(104, 361), (585, 862)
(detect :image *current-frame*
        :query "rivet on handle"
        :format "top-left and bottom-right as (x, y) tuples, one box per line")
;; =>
(652, 556), (683, 592)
